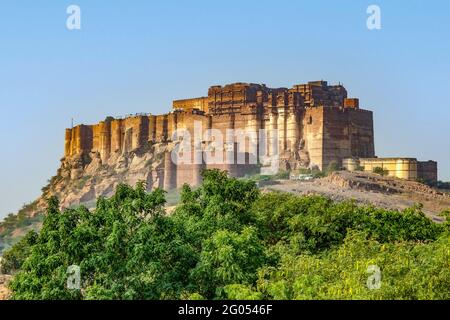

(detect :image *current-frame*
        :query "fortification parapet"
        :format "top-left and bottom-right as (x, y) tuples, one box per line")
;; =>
(64, 81), (434, 187)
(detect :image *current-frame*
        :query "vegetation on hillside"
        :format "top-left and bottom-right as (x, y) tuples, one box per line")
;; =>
(0, 202), (43, 254)
(373, 167), (389, 176)
(418, 179), (450, 191)
(1, 170), (449, 300)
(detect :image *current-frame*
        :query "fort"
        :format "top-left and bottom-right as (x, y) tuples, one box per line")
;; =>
(63, 81), (438, 190)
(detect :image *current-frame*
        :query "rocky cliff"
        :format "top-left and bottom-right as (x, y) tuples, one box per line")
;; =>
(0, 141), (176, 252)
(49, 141), (175, 210)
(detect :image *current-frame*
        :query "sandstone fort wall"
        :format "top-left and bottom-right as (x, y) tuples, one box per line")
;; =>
(64, 81), (432, 189)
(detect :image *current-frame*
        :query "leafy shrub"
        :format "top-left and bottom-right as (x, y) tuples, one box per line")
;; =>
(0, 231), (38, 274)
(273, 171), (290, 180)
(419, 179), (450, 190)
(255, 231), (450, 300)
(324, 161), (340, 174)
(373, 167), (389, 176)
(4, 170), (448, 300)
(191, 227), (266, 298)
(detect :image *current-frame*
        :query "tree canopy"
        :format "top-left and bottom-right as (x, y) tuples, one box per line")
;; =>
(3, 169), (449, 300)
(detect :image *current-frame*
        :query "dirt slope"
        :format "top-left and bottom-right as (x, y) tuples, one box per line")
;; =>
(262, 171), (450, 222)
(0, 275), (11, 300)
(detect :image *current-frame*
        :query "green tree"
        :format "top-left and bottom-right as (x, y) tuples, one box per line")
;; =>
(4, 170), (448, 300)
(0, 231), (38, 274)
(255, 231), (450, 300)
(191, 227), (266, 298)
(9, 183), (197, 300)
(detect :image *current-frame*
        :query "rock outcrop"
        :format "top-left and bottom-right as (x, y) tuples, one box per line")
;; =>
(39, 141), (176, 212)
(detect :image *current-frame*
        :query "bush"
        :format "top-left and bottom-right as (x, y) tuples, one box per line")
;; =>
(273, 171), (290, 180)
(255, 231), (450, 300)
(420, 180), (450, 190)
(5, 170), (448, 300)
(324, 161), (340, 174)
(0, 231), (38, 274)
(373, 167), (389, 176)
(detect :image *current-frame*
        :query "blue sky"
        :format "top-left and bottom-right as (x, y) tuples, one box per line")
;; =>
(0, 0), (449, 218)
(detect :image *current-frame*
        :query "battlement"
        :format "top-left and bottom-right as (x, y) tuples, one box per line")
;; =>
(173, 97), (209, 113)
(58, 80), (441, 190)
(64, 81), (377, 187)
(343, 158), (438, 181)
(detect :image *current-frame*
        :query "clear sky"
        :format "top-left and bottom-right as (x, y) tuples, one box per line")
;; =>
(0, 0), (449, 219)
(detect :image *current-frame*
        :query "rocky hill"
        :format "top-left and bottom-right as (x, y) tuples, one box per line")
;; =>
(1, 142), (449, 254)
(263, 171), (450, 222)
(0, 151), (449, 300)
(0, 141), (176, 253)
(48, 141), (175, 210)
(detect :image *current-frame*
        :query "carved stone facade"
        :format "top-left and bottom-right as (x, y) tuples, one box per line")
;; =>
(64, 81), (377, 190)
